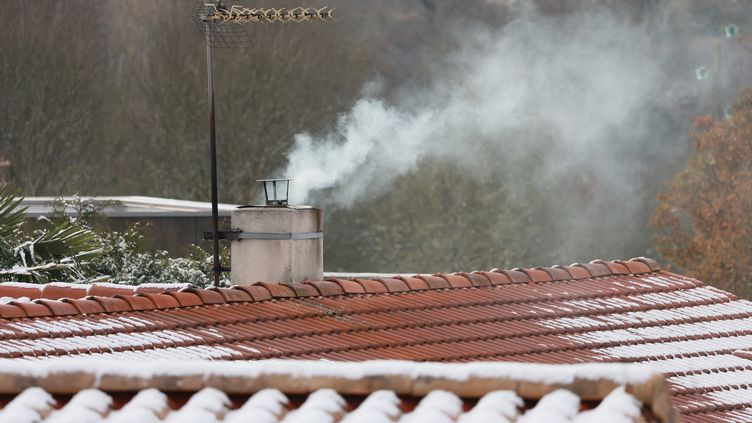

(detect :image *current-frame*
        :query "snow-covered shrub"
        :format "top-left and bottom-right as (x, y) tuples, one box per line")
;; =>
(93, 225), (228, 287)
(0, 191), (229, 287)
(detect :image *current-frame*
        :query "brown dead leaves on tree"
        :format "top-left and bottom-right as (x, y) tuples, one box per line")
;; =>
(652, 89), (752, 297)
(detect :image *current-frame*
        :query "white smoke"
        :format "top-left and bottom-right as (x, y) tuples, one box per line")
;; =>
(283, 8), (663, 208)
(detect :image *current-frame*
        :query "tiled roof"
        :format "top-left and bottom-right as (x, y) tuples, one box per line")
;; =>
(0, 360), (665, 422)
(0, 258), (750, 421)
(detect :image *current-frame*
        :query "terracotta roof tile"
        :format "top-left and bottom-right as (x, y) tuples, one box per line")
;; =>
(0, 283), (41, 299)
(87, 296), (131, 313)
(394, 275), (430, 290)
(617, 259), (652, 274)
(33, 299), (79, 316)
(0, 258), (746, 421)
(41, 283), (87, 300)
(416, 275), (450, 289)
(213, 287), (253, 303)
(164, 291), (202, 307)
(371, 278), (406, 292)
(461, 272), (492, 286)
(134, 286), (168, 294)
(536, 266), (570, 281)
(634, 256), (661, 271)
(233, 285), (272, 302)
(327, 278), (366, 294)
(115, 294), (155, 311)
(11, 301), (53, 317)
(0, 360), (666, 422)
(496, 269), (530, 283)
(554, 264), (590, 280)
(0, 304), (25, 319)
(355, 278), (389, 293)
(520, 268), (552, 282)
(592, 259), (631, 275)
(136, 293), (180, 309)
(575, 262), (611, 277)
(86, 283), (135, 297)
(256, 282), (295, 298)
(280, 282), (318, 297)
(185, 287), (226, 304)
(437, 273), (473, 288)
(304, 280), (343, 296)
(474, 271), (511, 285)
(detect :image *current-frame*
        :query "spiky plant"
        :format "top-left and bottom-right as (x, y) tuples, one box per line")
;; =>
(0, 186), (103, 282)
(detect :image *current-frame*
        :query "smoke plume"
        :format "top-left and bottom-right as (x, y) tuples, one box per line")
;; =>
(284, 8), (670, 204)
(280, 4), (735, 264)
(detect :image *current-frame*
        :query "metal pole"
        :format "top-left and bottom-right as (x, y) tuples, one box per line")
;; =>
(710, 40), (722, 121)
(206, 23), (221, 287)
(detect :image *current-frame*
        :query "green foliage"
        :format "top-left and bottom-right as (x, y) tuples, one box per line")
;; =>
(0, 187), (104, 282)
(48, 195), (120, 230)
(0, 187), (24, 239)
(0, 191), (228, 287)
(93, 224), (229, 288)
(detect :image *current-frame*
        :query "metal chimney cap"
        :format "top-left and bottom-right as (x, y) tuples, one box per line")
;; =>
(257, 178), (293, 206)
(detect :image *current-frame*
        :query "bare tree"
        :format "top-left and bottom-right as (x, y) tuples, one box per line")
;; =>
(0, 1), (118, 195)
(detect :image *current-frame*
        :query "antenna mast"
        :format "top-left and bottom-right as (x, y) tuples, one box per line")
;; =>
(193, 1), (335, 287)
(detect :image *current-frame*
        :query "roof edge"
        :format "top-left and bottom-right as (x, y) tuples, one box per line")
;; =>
(0, 359), (678, 422)
(0, 258), (665, 319)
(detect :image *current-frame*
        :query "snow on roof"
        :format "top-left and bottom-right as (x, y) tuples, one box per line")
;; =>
(0, 258), (724, 421)
(0, 359), (659, 387)
(0, 359), (658, 423)
(18, 196), (239, 218)
(0, 385), (646, 423)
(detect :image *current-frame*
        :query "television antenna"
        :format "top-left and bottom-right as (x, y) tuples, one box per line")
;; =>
(193, 1), (335, 286)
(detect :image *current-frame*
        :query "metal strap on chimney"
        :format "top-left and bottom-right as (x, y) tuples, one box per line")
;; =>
(205, 231), (323, 241)
(235, 231), (323, 240)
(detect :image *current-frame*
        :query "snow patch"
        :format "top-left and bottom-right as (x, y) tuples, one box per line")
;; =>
(0, 359), (658, 387)
(459, 390), (522, 423)
(400, 390), (462, 423)
(164, 388), (230, 423)
(574, 386), (642, 422)
(0, 296), (31, 304)
(518, 389), (580, 423)
(46, 389), (112, 423)
(104, 389), (167, 423)
(135, 283), (192, 290)
(0, 387), (55, 423)
(282, 389), (345, 423)
(0, 282), (44, 290)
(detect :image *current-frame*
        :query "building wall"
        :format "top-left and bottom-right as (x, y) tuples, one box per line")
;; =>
(105, 216), (230, 257)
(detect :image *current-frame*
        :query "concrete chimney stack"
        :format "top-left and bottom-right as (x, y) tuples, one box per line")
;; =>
(230, 205), (323, 284)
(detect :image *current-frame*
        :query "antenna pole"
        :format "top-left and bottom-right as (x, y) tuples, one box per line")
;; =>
(194, 2), (335, 287)
(206, 22), (221, 287)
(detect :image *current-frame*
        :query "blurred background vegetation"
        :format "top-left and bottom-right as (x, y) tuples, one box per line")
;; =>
(2, 0), (752, 294)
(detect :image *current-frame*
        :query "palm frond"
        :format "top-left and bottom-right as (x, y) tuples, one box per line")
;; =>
(20, 223), (103, 265)
(0, 186), (25, 239)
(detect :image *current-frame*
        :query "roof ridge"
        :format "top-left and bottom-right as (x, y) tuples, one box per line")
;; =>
(0, 257), (664, 319)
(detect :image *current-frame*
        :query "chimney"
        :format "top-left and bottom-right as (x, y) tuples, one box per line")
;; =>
(230, 179), (323, 284)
